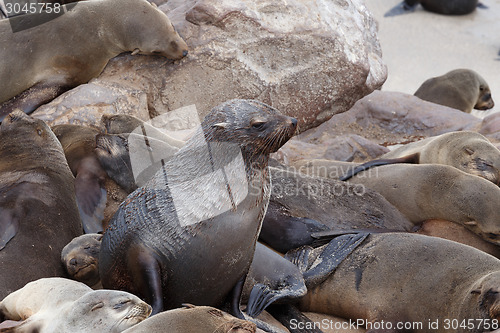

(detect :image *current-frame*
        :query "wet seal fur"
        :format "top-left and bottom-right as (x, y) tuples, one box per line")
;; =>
(0, 0), (188, 120)
(99, 100), (297, 316)
(414, 69), (494, 113)
(298, 233), (500, 333)
(0, 277), (151, 333)
(0, 110), (82, 300)
(61, 234), (103, 289)
(122, 304), (256, 333)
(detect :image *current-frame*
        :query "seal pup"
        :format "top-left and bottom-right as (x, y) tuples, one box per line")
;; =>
(0, 0), (188, 120)
(296, 233), (500, 333)
(413, 69), (494, 113)
(122, 304), (256, 333)
(0, 110), (82, 300)
(0, 278), (151, 333)
(99, 100), (297, 317)
(61, 234), (103, 289)
(341, 131), (500, 185)
(52, 124), (108, 233)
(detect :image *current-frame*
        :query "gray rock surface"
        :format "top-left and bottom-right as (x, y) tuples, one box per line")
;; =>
(33, 0), (386, 131)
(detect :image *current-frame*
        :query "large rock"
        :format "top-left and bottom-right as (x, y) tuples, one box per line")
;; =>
(33, 0), (386, 130)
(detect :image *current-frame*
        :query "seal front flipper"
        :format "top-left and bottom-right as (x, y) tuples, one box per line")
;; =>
(127, 244), (163, 315)
(246, 284), (281, 317)
(287, 233), (369, 289)
(75, 175), (106, 234)
(0, 208), (19, 250)
(0, 82), (70, 122)
(477, 2), (488, 9)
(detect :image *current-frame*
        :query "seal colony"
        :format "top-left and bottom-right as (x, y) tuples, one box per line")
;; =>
(99, 100), (297, 316)
(0, 0), (188, 121)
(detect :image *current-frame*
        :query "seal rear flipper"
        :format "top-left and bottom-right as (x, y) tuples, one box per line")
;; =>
(0, 208), (19, 251)
(340, 153), (420, 181)
(287, 233), (369, 289)
(284, 246), (313, 274)
(245, 284), (282, 318)
(477, 2), (488, 9)
(0, 82), (70, 122)
(267, 304), (324, 333)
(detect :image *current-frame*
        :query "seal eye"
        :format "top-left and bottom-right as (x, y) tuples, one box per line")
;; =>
(91, 302), (104, 311)
(480, 86), (485, 91)
(251, 121), (266, 130)
(113, 300), (131, 309)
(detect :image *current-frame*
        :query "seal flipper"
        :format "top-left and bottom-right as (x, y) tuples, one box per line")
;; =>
(267, 304), (324, 333)
(477, 2), (488, 9)
(128, 245), (163, 315)
(0, 82), (70, 122)
(246, 284), (281, 317)
(287, 233), (369, 289)
(75, 176), (106, 234)
(0, 208), (19, 251)
(340, 153), (420, 181)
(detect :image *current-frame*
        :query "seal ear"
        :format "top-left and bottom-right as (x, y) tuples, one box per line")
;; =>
(131, 48), (140, 56)
(150, 2), (158, 7)
(464, 221), (478, 226)
(212, 122), (229, 129)
(181, 303), (196, 309)
(465, 148), (474, 155)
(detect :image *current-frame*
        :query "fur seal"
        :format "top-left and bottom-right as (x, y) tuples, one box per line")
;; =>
(403, 0), (480, 15)
(414, 69), (494, 113)
(99, 100), (297, 318)
(61, 234), (103, 289)
(342, 131), (500, 185)
(52, 124), (108, 233)
(0, 110), (82, 300)
(0, 0), (188, 120)
(342, 163), (500, 245)
(0, 277), (151, 333)
(122, 304), (256, 333)
(297, 233), (500, 333)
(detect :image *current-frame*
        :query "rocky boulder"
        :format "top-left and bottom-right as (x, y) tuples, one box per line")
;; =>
(33, 0), (386, 131)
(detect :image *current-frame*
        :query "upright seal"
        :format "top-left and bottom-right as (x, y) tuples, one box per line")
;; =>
(0, 0), (188, 120)
(99, 100), (297, 317)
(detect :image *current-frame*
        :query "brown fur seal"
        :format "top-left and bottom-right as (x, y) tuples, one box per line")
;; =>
(61, 234), (103, 289)
(52, 124), (108, 233)
(99, 100), (297, 319)
(344, 163), (500, 245)
(0, 110), (82, 300)
(297, 233), (500, 333)
(122, 304), (256, 333)
(414, 69), (494, 113)
(342, 131), (500, 185)
(0, 0), (188, 120)
(0, 277), (151, 333)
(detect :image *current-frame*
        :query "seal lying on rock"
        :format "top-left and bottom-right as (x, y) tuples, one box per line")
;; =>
(414, 69), (494, 113)
(0, 277), (151, 333)
(297, 233), (500, 333)
(99, 100), (297, 317)
(0, 0), (188, 120)
(0, 110), (82, 300)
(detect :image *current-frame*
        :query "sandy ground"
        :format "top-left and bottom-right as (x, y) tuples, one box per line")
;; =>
(365, 0), (500, 118)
